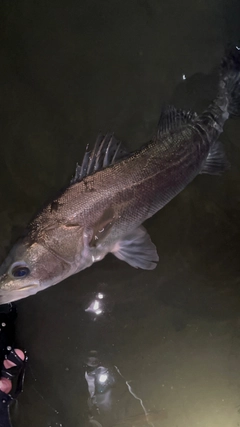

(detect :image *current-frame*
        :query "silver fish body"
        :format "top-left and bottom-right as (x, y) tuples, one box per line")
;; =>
(0, 46), (239, 304)
(32, 124), (210, 254)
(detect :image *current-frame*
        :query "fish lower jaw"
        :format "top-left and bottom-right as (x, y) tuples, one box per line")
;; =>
(0, 285), (39, 304)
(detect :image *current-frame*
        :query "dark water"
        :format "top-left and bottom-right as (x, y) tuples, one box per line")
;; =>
(1, 1), (240, 426)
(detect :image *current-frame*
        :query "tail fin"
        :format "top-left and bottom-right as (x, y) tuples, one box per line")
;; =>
(220, 45), (240, 116)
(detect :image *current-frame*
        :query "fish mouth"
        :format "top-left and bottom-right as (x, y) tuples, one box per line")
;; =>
(0, 284), (39, 305)
(18, 284), (38, 291)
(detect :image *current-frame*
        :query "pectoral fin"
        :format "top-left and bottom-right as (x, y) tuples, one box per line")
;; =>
(111, 226), (159, 270)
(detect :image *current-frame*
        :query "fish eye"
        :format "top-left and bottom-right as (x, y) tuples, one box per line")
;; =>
(11, 265), (30, 278)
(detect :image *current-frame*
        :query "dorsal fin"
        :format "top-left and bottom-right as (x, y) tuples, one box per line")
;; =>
(157, 105), (198, 138)
(71, 133), (129, 185)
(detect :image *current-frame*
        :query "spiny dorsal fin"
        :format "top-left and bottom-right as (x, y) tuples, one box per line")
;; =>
(157, 105), (198, 138)
(71, 133), (129, 184)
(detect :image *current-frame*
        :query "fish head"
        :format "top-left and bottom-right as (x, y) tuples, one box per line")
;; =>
(0, 237), (72, 304)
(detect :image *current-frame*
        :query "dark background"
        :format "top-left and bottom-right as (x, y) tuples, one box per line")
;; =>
(0, 0), (240, 426)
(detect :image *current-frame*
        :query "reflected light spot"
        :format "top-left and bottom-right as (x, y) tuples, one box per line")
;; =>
(97, 292), (104, 299)
(98, 373), (108, 384)
(93, 300), (100, 310)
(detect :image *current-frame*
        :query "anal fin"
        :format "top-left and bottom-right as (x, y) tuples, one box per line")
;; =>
(111, 226), (159, 270)
(200, 141), (230, 176)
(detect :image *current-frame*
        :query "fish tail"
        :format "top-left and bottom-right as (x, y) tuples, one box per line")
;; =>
(198, 45), (240, 134)
(196, 46), (240, 176)
(219, 45), (240, 116)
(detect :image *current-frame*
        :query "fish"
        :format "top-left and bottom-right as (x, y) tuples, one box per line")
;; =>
(0, 47), (240, 304)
